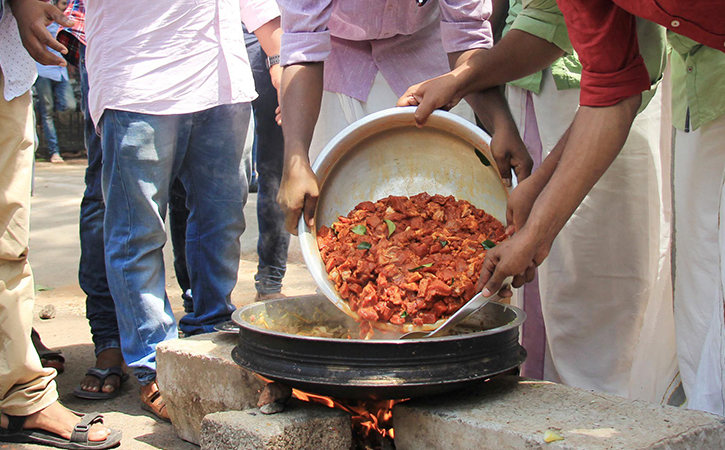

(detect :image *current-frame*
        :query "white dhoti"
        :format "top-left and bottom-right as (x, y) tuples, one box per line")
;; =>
(506, 69), (678, 403)
(308, 72), (475, 162)
(672, 113), (725, 415)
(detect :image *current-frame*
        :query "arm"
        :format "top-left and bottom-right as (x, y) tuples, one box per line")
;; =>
(477, 0), (653, 295)
(490, 0), (510, 41)
(273, 0), (333, 233)
(399, 30), (564, 125)
(478, 95), (640, 294)
(253, 17), (283, 90)
(276, 62), (324, 234)
(9, 0), (73, 66)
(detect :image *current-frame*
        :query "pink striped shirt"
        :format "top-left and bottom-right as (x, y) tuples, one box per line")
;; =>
(279, 0), (493, 102)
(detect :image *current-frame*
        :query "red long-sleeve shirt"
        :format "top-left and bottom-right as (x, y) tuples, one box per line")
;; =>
(556, 0), (725, 106)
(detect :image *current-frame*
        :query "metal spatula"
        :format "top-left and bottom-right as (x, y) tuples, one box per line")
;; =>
(399, 276), (513, 340)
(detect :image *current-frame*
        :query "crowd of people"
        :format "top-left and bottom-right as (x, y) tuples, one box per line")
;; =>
(0, 0), (723, 448)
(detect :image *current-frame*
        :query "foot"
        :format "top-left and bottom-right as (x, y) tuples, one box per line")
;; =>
(139, 381), (170, 422)
(50, 153), (64, 163)
(31, 329), (65, 374)
(78, 348), (125, 395)
(0, 401), (111, 442)
(255, 292), (286, 302)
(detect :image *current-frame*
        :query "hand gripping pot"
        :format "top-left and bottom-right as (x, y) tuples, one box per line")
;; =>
(298, 107), (510, 333)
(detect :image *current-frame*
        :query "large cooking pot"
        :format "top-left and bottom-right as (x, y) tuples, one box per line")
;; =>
(297, 107), (510, 332)
(232, 295), (526, 400)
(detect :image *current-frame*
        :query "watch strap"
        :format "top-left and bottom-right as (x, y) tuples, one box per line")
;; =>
(265, 54), (280, 69)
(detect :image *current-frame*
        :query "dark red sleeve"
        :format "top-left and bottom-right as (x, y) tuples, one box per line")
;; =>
(556, 0), (651, 107)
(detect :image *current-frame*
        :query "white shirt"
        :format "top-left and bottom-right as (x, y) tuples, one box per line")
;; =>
(85, 0), (279, 126)
(0, 0), (37, 101)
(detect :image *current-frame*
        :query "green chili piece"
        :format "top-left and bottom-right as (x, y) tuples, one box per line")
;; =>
(481, 239), (496, 250)
(384, 219), (396, 237)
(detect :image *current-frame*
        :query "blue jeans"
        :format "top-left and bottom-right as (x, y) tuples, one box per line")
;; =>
(34, 75), (76, 156)
(245, 32), (290, 295)
(100, 104), (251, 383)
(78, 45), (121, 357)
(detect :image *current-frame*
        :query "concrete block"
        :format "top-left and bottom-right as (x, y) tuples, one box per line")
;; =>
(200, 400), (352, 450)
(156, 332), (266, 444)
(394, 376), (725, 450)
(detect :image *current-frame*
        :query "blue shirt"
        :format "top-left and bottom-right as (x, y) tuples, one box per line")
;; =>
(35, 22), (69, 82)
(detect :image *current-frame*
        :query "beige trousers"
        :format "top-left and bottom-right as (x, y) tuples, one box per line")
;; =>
(0, 71), (57, 416)
(308, 71), (475, 162)
(507, 70), (678, 404)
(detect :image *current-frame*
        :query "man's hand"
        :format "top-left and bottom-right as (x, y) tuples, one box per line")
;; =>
(397, 72), (464, 126)
(270, 64), (282, 125)
(490, 123), (532, 186)
(269, 64), (282, 92)
(476, 230), (549, 297)
(10, 0), (73, 66)
(277, 159), (319, 235)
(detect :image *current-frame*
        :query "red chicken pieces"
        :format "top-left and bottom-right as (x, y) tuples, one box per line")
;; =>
(317, 193), (507, 327)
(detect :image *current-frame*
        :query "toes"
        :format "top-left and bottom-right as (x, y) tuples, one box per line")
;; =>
(101, 375), (121, 393)
(80, 377), (101, 392)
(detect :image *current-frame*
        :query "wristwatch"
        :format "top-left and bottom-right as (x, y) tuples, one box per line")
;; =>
(265, 54), (280, 69)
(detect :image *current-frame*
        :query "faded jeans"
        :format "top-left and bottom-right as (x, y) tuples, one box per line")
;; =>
(34, 75), (76, 156)
(100, 104), (251, 384)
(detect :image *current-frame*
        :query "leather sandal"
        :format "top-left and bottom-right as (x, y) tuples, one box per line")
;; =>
(0, 411), (122, 449)
(139, 381), (171, 422)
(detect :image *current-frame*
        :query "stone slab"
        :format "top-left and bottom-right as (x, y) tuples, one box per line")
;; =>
(156, 332), (266, 444)
(200, 400), (352, 450)
(394, 376), (725, 450)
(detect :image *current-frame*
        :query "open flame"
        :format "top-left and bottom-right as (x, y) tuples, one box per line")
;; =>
(293, 389), (403, 449)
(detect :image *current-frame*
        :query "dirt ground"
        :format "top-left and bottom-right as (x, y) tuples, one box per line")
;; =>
(18, 159), (318, 449)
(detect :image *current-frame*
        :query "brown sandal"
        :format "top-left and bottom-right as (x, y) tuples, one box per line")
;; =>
(139, 381), (170, 422)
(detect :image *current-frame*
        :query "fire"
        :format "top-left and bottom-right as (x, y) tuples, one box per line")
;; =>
(293, 389), (403, 446)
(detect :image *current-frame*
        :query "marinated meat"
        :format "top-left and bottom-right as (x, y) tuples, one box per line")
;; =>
(317, 193), (507, 327)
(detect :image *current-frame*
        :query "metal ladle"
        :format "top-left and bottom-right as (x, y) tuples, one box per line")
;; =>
(399, 276), (514, 340)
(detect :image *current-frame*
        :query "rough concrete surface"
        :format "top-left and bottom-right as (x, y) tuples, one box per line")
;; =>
(19, 161), (318, 449)
(156, 333), (266, 444)
(394, 376), (725, 450)
(200, 400), (352, 450)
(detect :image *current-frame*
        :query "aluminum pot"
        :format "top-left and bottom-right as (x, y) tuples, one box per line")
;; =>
(298, 107), (509, 333)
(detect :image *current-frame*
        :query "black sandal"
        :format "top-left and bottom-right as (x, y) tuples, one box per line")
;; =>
(0, 411), (122, 449)
(72, 367), (130, 400)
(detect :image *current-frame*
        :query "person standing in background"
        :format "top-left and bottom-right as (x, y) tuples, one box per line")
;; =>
(55, 0), (130, 401)
(244, 26), (290, 302)
(84, 0), (282, 420)
(33, 0), (75, 163)
(667, 32), (725, 415)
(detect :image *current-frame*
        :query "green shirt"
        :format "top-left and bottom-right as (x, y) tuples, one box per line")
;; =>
(504, 0), (667, 110)
(668, 32), (725, 131)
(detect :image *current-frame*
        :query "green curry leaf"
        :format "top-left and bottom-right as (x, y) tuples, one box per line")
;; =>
(352, 224), (367, 235)
(357, 241), (372, 250)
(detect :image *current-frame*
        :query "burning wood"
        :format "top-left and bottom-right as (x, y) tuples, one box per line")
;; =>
(293, 389), (403, 450)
